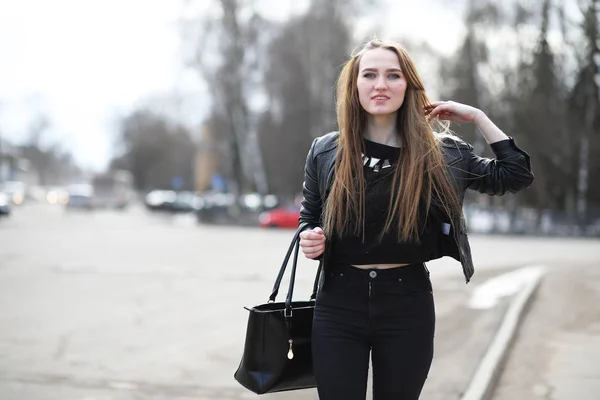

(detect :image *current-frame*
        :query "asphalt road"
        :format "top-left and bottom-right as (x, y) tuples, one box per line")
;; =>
(0, 203), (598, 400)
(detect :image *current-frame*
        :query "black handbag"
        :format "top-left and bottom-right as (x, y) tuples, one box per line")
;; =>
(234, 222), (322, 394)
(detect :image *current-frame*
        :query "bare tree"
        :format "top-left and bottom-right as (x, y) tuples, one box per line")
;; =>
(17, 116), (82, 185)
(184, 0), (269, 197)
(257, 0), (357, 197)
(112, 109), (196, 191)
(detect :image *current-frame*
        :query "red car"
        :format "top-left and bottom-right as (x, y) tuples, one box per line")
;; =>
(259, 204), (301, 229)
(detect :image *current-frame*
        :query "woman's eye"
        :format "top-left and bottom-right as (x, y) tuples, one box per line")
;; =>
(363, 72), (376, 78)
(388, 73), (401, 79)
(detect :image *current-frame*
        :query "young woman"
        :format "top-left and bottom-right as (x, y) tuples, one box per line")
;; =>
(298, 39), (534, 400)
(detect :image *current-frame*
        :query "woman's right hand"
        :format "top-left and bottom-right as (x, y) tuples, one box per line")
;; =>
(299, 227), (326, 259)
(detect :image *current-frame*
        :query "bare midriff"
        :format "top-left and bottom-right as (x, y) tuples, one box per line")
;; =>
(351, 263), (410, 270)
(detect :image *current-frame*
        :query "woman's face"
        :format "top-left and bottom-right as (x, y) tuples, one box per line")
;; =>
(357, 48), (407, 117)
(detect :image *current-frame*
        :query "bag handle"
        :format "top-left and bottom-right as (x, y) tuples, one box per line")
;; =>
(285, 235), (323, 319)
(310, 260), (322, 301)
(268, 222), (323, 305)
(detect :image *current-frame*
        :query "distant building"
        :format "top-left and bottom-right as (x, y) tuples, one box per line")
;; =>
(0, 142), (38, 187)
(0, 140), (16, 182)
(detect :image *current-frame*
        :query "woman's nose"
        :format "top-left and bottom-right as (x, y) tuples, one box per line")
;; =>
(374, 77), (387, 90)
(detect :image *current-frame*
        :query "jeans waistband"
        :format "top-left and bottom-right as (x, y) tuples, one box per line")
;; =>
(329, 262), (429, 282)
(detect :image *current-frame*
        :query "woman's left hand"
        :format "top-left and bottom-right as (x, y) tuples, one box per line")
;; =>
(424, 101), (483, 124)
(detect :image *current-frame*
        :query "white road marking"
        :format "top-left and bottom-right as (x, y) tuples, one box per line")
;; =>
(468, 265), (548, 310)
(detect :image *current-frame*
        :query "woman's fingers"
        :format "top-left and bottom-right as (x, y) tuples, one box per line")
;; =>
(302, 246), (325, 259)
(300, 241), (325, 258)
(300, 237), (325, 246)
(300, 240), (325, 254)
(428, 106), (454, 120)
(312, 226), (324, 235)
(302, 244), (325, 253)
(300, 227), (325, 258)
(424, 101), (447, 111)
(300, 230), (325, 240)
(424, 101), (454, 114)
(302, 248), (325, 258)
(431, 104), (449, 116)
(425, 101), (446, 109)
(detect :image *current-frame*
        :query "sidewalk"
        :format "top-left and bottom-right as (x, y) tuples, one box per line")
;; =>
(491, 263), (600, 400)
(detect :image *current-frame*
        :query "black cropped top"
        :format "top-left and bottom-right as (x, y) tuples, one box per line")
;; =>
(329, 138), (445, 266)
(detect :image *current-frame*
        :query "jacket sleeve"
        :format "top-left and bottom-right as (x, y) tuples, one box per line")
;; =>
(467, 137), (535, 195)
(298, 138), (322, 230)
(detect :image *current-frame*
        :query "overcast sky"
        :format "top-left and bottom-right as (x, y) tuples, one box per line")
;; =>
(0, 0), (476, 171)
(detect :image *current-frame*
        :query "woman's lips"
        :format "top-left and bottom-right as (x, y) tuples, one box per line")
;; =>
(372, 95), (390, 102)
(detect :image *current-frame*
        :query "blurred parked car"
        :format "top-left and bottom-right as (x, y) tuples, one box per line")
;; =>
(92, 170), (134, 210)
(0, 181), (25, 206)
(144, 190), (201, 213)
(45, 187), (69, 205)
(196, 192), (280, 225)
(65, 184), (95, 210)
(259, 203), (301, 229)
(0, 191), (11, 217)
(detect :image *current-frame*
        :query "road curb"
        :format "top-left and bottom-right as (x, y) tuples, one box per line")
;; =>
(460, 268), (546, 400)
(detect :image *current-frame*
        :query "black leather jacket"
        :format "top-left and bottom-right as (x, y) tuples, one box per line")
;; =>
(299, 131), (534, 283)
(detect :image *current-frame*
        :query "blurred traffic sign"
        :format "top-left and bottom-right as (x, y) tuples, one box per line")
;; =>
(171, 176), (184, 190)
(211, 174), (226, 192)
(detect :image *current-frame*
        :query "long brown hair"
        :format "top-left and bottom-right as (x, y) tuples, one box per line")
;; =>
(323, 39), (462, 242)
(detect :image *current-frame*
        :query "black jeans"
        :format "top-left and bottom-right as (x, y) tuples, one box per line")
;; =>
(312, 263), (435, 400)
